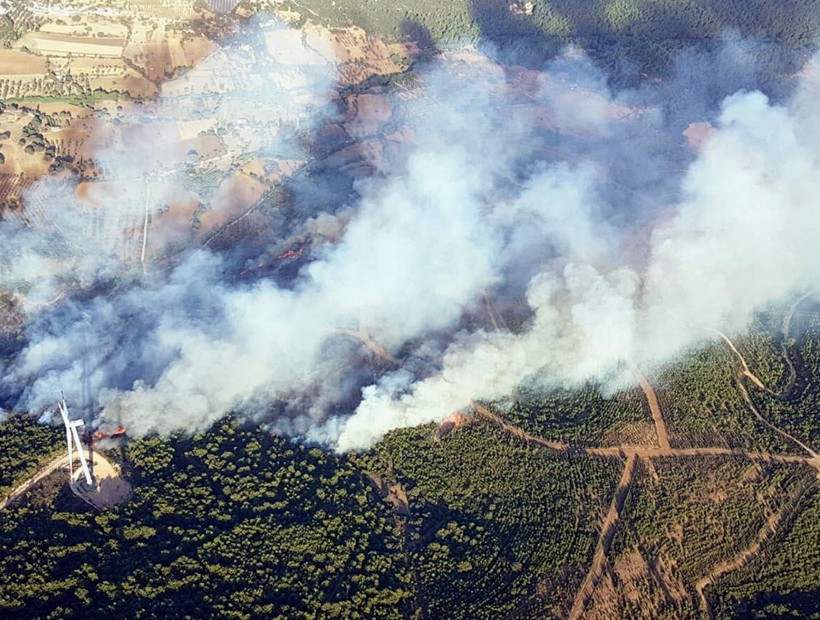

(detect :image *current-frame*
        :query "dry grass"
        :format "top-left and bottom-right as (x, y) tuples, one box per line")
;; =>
(0, 50), (47, 76)
(16, 32), (125, 57)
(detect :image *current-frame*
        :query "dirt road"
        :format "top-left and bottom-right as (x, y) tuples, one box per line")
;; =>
(333, 327), (400, 365)
(473, 403), (816, 470)
(636, 370), (671, 452)
(472, 403), (569, 451)
(0, 450), (130, 511)
(468, 403), (820, 619)
(735, 376), (818, 459)
(0, 454), (68, 511)
(568, 454), (638, 620)
(712, 329), (769, 391)
(694, 480), (815, 619)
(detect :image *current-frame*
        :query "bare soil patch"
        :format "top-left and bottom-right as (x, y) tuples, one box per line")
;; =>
(72, 451), (131, 509)
(0, 50), (47, 75)
(16, 32), (125, 57)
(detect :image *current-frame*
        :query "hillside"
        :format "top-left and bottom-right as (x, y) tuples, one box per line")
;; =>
(0, 0), (818, 618)
(0, 306), (818, 618)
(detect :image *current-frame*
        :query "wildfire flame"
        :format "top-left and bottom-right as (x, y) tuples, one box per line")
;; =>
(276, 248), (304, 260)
(93, 427), (126, 441)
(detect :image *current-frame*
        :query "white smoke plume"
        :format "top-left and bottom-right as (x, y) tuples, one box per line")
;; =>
(337, 62), (820, 450)
(1, 29), (819, 452)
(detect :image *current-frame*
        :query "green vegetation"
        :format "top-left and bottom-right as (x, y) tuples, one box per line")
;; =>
(711, 485), (820, 619)
(735, 313), (790, 390)
(655, 342), (796, 453)
(0, 417), (621, 620)
(0, 0), (45, 45)
(375, 421), (622, 618)
(1, 304), (819, 619)
(756, 308), (820, 448)
(0, 413), (62, 498)
(503, 382), (654, 446)
(3, 90), (126, 109)
(0, 419), (412, 619)
(269, 0), (820, 45)
(608, 457), (817, 618)
(264, 0), (818, 79)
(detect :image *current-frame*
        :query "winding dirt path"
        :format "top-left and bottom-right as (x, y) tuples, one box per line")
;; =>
(711, 329), (769, 391)
(0, 450), (130, 512)
(694, 480), (815, 619)
(568, 454), (637, 620)
(468, 403), (820, 619)
(0, 454), (68, 511)
(472, 403), (569, 451)
(735, 376), (818, 460)
(332, 326), (400, 365)
(773, 292), (815, 398)
(713, 329), (817, 459)
(472, 402), (815, 469)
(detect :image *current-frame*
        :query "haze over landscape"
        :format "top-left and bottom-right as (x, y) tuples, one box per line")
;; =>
(3, 26), (820, 451)
(0, 1), (818, 618)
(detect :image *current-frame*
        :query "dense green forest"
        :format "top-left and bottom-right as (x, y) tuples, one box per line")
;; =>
(0, 414), (62, 498)
(0, 418), (620, 619)
(0, 420), (412, 619)
(0, 311), (817, 618)
(269, 0), (820, 45)
(264, 0), (819, 80)
(504, 383), (655, 446)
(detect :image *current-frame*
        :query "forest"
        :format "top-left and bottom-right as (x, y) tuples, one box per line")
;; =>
(266, 0), (819, 82)
(0, 302), (818, 619)
(0, 414), (62, 498)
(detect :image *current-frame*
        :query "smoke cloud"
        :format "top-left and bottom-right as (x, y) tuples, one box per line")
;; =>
(1, 27), (819, 451)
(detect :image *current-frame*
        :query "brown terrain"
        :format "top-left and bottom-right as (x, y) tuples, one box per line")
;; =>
(0, 450), (130, 511)
(569, 453), (638, 620)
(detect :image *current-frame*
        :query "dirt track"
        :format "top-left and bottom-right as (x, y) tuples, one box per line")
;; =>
(636, 370), (671, 452)
(568, 453), (637, 620)
(470, 390), (820, 620)
(0, 454), (67, 511)
(712, 332), (820, 458)
(472, 402), (815, 470)
(472, 403), (569, 451)
(0, 450), (130, 511)
(694, 480), (815, 620)
(712, 329), (769, 391)
(333, 326), (400, 365)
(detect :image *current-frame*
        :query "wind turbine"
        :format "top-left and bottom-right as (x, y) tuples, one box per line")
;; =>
(57, 396), (93, 487)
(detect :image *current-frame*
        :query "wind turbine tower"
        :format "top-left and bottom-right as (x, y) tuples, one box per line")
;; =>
(58, 396), (93, 487)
